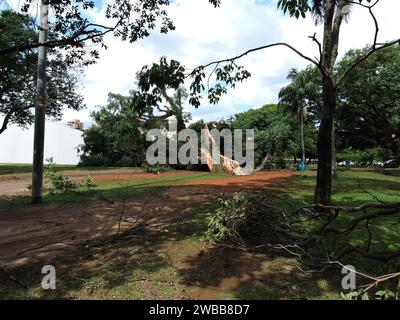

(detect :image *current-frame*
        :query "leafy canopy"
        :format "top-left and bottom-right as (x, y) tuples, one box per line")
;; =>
(0, 10), (84, 133)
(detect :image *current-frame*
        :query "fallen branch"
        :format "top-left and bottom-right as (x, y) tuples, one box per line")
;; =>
(327, 260), (400, 294)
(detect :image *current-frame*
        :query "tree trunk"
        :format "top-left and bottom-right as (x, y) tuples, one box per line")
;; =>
(314, 76), (336, 205)
(331, 121), (338, 178)
(31, 1), (48, 204)
(314, 0), (337, 205)
(300, 109), (305, 163)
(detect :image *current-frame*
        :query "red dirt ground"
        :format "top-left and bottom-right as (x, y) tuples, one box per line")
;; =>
(0, 171), (292, 268)
(0, 170), (198, 197)
(0, 170), (295, 299)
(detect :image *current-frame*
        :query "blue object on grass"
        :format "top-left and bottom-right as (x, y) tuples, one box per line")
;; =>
(297, 161), (306, 171)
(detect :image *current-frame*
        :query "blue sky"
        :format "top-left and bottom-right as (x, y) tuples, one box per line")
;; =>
(4, 0), (400, 127)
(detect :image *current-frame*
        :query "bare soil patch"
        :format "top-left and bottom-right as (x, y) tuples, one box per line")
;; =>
(0, 170), (295, 299)
(0, 169), (199, 197)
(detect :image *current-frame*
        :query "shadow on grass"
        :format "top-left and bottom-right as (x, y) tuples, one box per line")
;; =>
(0, 164), (141, 175)
(0, 200), (213, 299)
(0, 193), (333, 300)
(1, 170), (398, 299)
(279, 171), (400, 205)
(0, 173), (211, 210)
(1, 185), (398, 299)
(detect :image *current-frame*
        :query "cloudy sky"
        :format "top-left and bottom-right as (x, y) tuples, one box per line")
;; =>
(7, 0), (400, 126)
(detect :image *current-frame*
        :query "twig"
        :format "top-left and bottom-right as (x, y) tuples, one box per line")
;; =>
(117, 199), (126, 234)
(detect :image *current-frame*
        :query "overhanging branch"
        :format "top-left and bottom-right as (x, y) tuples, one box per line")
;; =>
(0, 19), (120, 57)
(192, 41), (322, 74)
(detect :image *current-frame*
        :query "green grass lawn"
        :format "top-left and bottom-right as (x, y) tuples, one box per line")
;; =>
(0, 164), (144, 175)
(279, 167), (400, 204)
(1, 167), (399, 300)
(0, 171), (229, 209)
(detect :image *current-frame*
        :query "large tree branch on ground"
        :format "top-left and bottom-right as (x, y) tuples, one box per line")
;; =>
(313, 202), (400, 213)
(326, 260), (400, 294)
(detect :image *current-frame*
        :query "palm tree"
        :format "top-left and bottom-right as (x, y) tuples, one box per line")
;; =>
(279, 68), (310, 164)
(278, 0), (354, 204)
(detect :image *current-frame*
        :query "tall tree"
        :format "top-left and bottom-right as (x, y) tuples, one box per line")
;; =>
(278, 68), (313, 163)
(277, 0), (352, 200)
(230, 104), (317, 166)
(79, 60), (192, 167)
(336, 46), (400, 158)
(80, 93), (148, 167)
(0, 0), (221, 62)
(0, 10), (83, 135)
(183, 0), (400, 204)
(135, 57), (190, 131)
(1, 0), (219, 203)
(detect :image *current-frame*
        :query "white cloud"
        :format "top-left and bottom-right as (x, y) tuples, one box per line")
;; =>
(56, 0), (400, 124)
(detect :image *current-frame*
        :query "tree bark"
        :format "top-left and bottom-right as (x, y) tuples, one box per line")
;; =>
(314, 0), (337, 205)
(331, 121), (338, 178)
(315, 76), (336, 205)
(31, 1), (48, 204)
(300, 107), (306, 163)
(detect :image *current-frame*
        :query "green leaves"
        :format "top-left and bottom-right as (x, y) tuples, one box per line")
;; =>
(206, 192), (253, 243)
(138, 57), (185, 93)
(136, 56), (251, 110)
(43, 158), (78, 193)
(188, 61), (251, 108)
(341, 289), (397, 301)
(277, 0), (310, 18)
(336, 46), (400, 154)
(0, 10), (84, 133)
(230, 104), (318, 164)
(277, 0), (373, 19)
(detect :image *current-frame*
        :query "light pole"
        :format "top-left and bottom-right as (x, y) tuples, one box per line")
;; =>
(32, 0), (48, 204)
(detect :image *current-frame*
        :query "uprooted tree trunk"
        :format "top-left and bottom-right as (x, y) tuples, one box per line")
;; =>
(201, 124), (270, 175)
(255, 153), (271, 172)
(201, 124), (242, 175)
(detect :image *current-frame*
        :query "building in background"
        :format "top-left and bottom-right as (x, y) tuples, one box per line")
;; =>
(0, 118), (84, 165)
(67, 119), (85, 131)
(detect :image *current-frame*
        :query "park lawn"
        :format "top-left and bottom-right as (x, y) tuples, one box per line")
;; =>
(274, 168), (400, 287)
(279, 167), (400, 204)
(1, 168), (399, 299)
(0, 164), (144, 175)
(0, 164), (80, 175)
(0, 169), (231, 209)
(1, 201), (342, 300)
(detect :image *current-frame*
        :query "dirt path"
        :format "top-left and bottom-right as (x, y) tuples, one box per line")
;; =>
(0, 170), (201, 197)
(0, 171), (292, 269)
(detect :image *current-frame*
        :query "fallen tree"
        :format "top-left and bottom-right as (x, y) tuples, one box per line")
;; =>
(207, 190), (400, 296)
(201, 123), (270, 175)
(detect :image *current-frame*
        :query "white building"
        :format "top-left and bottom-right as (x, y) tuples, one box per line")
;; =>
(0, 118), (84, 165)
